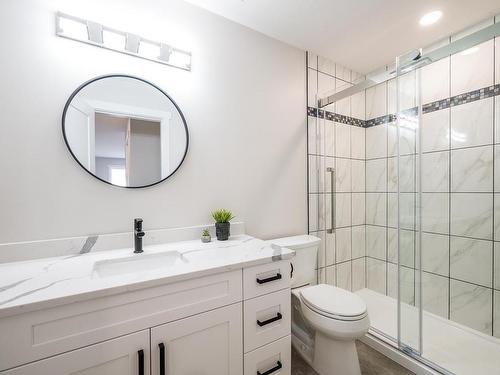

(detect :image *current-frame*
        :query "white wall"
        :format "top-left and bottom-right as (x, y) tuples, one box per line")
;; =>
(0, 0), (306, 243)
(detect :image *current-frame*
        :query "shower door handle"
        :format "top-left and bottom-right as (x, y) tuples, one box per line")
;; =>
(327, 167), (335, 233)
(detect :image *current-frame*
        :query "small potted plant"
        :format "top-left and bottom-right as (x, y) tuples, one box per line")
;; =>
(201, 228), (211, 243)
(212, 209), (234, 241)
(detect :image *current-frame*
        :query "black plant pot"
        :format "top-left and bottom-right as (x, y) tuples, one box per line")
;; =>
(215, 222), (230, 241)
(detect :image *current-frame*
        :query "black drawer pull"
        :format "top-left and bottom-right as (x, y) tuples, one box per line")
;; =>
(138, 349), (144, 375)
(159, 342), (165, 375)
(257, 312), (282, 327)
(256, 273), (282, 284)
(257, 360), (282, 375)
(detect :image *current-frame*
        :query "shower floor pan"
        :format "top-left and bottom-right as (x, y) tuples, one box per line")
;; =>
(356, 288), (500, 375)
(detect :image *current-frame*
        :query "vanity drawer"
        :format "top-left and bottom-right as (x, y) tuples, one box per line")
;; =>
(243, 260), (291, 299)
(244, 335), (291, 375)
(0, 270), (242, 371)
(244, 288), (291, 353)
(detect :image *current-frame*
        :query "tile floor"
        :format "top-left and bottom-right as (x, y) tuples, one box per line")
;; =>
(291, 341), (414, 375)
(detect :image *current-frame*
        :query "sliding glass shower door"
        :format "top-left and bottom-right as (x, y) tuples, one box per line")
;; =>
(394, 55), (422, 358)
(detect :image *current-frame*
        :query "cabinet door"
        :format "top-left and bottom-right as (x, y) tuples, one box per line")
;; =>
(151, 303), (243, 375)
(1, 330), (150, 375)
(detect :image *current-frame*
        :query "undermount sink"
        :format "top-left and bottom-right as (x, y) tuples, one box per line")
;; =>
(93, 251), (183, 278)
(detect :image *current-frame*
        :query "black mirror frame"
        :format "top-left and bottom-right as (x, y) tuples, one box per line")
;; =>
(62, 74), (189, 189)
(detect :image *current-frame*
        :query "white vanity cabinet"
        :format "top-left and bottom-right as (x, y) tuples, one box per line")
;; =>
(2, 330), (151, 375)
(150, 303), (243, 375)
(0, 260), (292, 375)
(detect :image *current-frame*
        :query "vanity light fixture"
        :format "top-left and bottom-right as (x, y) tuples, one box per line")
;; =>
(419, 10), (442, 26)
(55, 12), (192, 71)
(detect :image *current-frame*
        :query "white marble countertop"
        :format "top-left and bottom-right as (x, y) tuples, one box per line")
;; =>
(0, 235), (294, 318)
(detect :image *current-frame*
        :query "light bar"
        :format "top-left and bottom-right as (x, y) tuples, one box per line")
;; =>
(55, 12), (192, 71)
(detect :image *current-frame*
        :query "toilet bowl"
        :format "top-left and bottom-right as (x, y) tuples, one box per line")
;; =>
(268, 235), (370, 375)
(293, 284), (369, 375)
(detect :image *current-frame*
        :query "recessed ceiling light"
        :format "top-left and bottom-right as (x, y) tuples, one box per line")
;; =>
(419, 11), (442, 26)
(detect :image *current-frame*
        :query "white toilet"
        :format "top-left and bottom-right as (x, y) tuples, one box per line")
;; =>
(269, 235), (370, 375)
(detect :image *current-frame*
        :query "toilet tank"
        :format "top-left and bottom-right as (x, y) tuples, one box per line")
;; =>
(267, 235), (321, 288)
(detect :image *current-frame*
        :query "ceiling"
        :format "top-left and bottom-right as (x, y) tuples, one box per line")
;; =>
(183, 0), (500, 73)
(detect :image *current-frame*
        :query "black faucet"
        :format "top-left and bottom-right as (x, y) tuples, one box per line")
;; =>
(134, 218), (145, 253)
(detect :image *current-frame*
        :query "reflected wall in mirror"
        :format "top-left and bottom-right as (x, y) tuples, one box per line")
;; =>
(63, 75), (189, 188)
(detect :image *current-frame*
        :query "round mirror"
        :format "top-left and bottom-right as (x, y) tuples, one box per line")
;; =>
(63, 75), (188, 188)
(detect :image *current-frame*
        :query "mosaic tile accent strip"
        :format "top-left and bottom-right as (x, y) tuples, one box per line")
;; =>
(422, 84), (500, 114)
(307, 108), (365, 127)
(310, 83), (500, 127)
(365, 114), (396, 127)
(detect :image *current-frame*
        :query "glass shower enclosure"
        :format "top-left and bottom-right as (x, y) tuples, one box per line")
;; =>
(314, 19), (500, 375)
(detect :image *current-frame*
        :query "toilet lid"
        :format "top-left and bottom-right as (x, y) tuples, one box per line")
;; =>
(300, 284), (367, 319)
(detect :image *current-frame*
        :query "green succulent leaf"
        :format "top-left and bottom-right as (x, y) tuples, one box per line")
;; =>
(211, 209), (235, 223)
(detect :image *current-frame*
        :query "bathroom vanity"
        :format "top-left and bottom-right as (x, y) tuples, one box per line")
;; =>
(0, 235), (293, 375)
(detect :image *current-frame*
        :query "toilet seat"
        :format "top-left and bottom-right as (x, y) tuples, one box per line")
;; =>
(299, 284), (367, 321)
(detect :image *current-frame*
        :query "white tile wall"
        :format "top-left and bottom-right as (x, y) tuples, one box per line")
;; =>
(351, 126), (365, 159)
(450, 193), (493, 240)
(366, 193), (386, 226)
(422, 151), (449, 192)
(450, 236), (493, 287)
(496, 37), (500, 84)
(366, 83), (387, 120)
(422, 193), (449, 234)
(336, 261), (352, 291)
(352, 193), (365, 226)
(335, 64), (351, 82)
(451, 146), (493, 192)
(387, 79), (397, 115)
(421, 232), (449, 277)
(398, 71), (417, 111)
(335, 193), (352, 228)
(352, 258), (366, 291)
(307, 52), (318, 69)
(308, 155), (321, 193)
(336, 79), (351, 116)
(422, 109), (450, 153)
(307, 68), (318, 107)
(495, 291), (500, 338)
(421, 57), (450, 104)
(314, 230), (326, 269)
(335, 123), (351, 158)
(387, 157), (398, 192)
(495, 97), (500, 144)
(387, 263), (398, 299)
(367, 257), (386, 294)
(352, 226), (366, 258)
(450, 97), (494, 149)
(318, 55), (335, 76)
(494, 242), (500, 290)
(450, 279), (492, 335)
(422, 272), (449, 318)
(307, 52), (365, 294)
(308, 116), (319, 153)
(325, 231), (335, 266)
(324, 119), (335, 157)
(326, 265), (335, 285)
(336, 227), (352, 262)
(366, 159), (387, 192)
(366, 225), (386, 260)
(351, 160), (365, 192)
(366, 124), (388, 159)
(336, 158), (351, 192)
(351, 92), (366, 120)
(451, 40), (494, 96)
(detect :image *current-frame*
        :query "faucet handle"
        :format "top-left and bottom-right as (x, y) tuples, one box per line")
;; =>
(134, 218), (143, 231)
